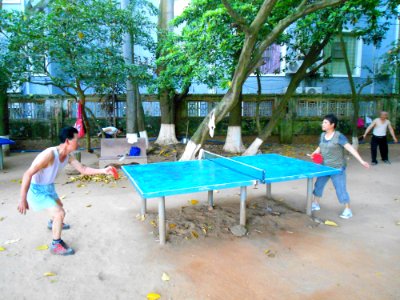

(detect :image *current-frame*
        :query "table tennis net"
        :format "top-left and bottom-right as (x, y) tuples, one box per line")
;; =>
(199, 150), (266, 182)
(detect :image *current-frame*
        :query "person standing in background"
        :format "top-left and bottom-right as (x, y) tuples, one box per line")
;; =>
(363, 111), (397, 165)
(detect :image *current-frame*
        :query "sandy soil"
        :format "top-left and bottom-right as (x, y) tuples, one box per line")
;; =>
(0, 142), (399, 300)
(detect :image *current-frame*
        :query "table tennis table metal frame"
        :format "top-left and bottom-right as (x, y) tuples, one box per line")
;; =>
(122, 154), (340, 245)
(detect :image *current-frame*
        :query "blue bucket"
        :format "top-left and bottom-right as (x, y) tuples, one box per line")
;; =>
(129, 146), (141, 156)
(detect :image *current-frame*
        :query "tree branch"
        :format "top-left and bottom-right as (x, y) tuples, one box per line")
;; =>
(249, 0), (279, 33)
(247, 0), (344, 76)
(221, 0), (250, 33)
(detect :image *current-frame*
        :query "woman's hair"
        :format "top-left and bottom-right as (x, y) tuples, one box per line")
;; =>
(59, 127), (78, 143)
(323, 114), (338, 128)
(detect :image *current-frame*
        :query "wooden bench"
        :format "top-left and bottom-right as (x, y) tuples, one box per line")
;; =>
(99, 137), (147, 168)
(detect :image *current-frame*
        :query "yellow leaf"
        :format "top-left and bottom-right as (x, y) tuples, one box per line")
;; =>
(0, 216), (5, 222)
(36, 244), (49, 251)
(147, 293), (161, 300)
(86, 204), (92, 208)
(189, 199), (199, 205)
(264, 249), (271, 255)
(161, 272), (170, 281)
(168, 223), (176, 229)
(0, 247), (6, 251)
(324, 220), (338, 227)
(191, 231), (199, 239)
(77, 183), (86, 188)
(150, 220), (157, 227)
(396, 221), (400, 226)
(77, 32), (84, 39)
(43, 272), (56, 277)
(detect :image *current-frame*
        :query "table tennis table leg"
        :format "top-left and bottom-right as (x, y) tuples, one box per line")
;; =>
(306, 178), (313, 216)
(158, 196), (166, 245)
(0, 148), (3, 170)
(140, 197), (147, 216)
(208, 190), (214, 208)
(240, 186), (247, 226)
(266, 183), (272, 199)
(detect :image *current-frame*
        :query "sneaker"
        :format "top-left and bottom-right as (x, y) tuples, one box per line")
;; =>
(340, 208), (353, 219)
(371, 161), (378, 165)
(383, 160), (391, 164)
(50, 240), (75, 256)
(47, 220), (71, 230)
(311, 202), (320, 211)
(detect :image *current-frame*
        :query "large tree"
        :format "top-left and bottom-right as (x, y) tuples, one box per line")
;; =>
(244, 0), (397, 154)
(0, 0), (155, 150)
(179, 0), (346, 160)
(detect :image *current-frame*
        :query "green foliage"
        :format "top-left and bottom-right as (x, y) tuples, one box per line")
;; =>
(0, 0), (157, 96)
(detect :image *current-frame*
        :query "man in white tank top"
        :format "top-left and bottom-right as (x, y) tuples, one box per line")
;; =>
(18, 127), (115, 255)
(363, 111), (397, 165)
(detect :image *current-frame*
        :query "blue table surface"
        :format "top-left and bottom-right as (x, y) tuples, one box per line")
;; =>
(122, 154), (340, 199)
(0, 138), (15, 145)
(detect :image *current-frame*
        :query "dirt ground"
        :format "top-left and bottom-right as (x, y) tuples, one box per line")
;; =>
(0, 141), (399, 300)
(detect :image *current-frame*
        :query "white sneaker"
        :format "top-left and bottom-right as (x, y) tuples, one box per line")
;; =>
(311, 202), (320, 211)
(340, 208), (353, 219)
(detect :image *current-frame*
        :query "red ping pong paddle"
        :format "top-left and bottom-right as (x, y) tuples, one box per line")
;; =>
(312, 153), (323, 164)
(110, 166), (119, 180)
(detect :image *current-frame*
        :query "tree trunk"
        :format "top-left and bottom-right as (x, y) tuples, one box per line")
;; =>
(0, 71), (9, 136)
(244, 33), (334, 155)
(156, 0), (177, 145)
(136, 86), (149, 148)
(79, 96), (92, 151)
(339, 32), (359, 149)
(223, 94), (245, 153)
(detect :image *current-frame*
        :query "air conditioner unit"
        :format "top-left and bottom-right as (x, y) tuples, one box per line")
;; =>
(305, 87), (323, 94)
(286, 60), (303, 74)
(282, 86), (303, 94)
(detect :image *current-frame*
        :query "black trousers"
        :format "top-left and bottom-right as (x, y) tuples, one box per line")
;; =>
(371, 135), (388, 162)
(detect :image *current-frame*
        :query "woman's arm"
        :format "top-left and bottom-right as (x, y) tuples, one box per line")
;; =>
(343, 143), (369, 168)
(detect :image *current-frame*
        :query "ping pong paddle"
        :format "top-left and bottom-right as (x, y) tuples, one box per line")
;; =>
(311, 153), (323, 164)
(110, 166), (119, 180)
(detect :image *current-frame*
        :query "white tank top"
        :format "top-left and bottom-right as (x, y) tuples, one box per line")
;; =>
(31, 147), (69, 185)
(372, 118), (390, 137)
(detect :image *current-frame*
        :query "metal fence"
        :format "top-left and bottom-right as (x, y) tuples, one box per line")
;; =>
(7, 95), (389, 121)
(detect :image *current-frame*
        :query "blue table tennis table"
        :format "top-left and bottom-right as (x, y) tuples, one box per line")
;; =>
(122, 152), (340, 245)
(0, 138), (15, 170)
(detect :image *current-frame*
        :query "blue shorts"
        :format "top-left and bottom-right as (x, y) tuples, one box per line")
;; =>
(313, 167), (350, 204)
(27, 183), (59, 211)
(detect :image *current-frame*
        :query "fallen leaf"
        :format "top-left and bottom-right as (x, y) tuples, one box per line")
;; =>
(150, 220), (157, 227)
(191, 231), (199, 239)
(43, 272), (56, 277)
(161, 272), (170, 281)
(4, 238), (20, 245)
(60, 195), (66, 200)
(189, 199), (199, 205)
(324, 220), (338, 227)
(0, 216), (5, 222)
(86, 204), (92, 208)
(168, 223), (176, 230)
(396, 221), (400, 226)
(0, 247), (5, 251)
(77, 183), (86, 188)
(36, 244), (49, 251)
(264, 249), (271, 255)
(147, 293), (161, 300)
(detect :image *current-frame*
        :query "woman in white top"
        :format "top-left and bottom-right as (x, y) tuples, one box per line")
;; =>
(363, 111), (397, 164)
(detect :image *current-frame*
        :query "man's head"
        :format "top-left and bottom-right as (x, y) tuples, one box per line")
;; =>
(380, 111), (388, 120)
(117, 127), (123, 135)
(322, 113), (338, 130)
(59, 127), (79, 151)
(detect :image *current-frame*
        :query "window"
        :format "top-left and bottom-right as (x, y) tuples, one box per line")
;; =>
(324, 33), (362, 77)
(259, 44), (284, 75)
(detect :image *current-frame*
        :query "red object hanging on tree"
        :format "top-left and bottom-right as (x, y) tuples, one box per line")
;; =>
(74, 101), (85, 138)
